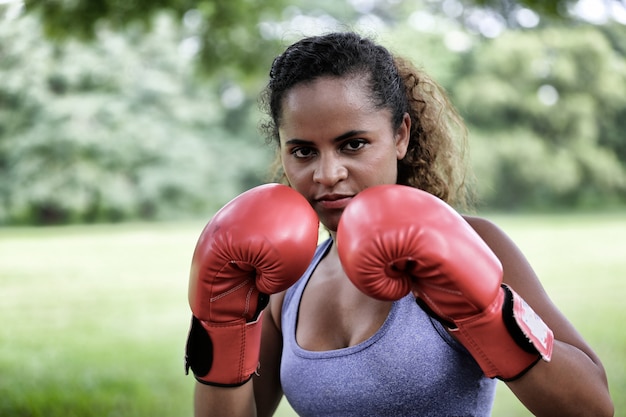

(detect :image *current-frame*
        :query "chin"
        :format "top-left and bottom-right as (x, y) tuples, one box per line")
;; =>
(318, 215), (338, 234)
(316, 205), (345, 234)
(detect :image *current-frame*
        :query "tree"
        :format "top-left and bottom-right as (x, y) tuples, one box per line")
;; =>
(0, 14), (272, 224)
(451, 23), (626, 209)
(22, 0), (615, 81)
(23, 0), (291, 83)
(472, 0), (584, 18)
(4, 0), (625, 224)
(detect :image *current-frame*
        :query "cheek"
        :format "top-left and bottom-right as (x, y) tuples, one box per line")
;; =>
(370, 146), (400, 184)
(281, 158), (306, 189)
(280, 152), (292, 178)
(382, 159), (399, 184)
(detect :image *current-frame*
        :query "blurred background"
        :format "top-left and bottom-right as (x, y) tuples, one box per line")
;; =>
(1, 0), (625, 223)
(0, 0), (625, 416)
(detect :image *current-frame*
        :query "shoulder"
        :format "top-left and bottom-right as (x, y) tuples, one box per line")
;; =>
(459, 217), (603, 369)
(462, 214), (522, 263)
(462, 215), (557, 330)
(267, 291), (287, 332)
(462, 215), (507, 243)
(461, 215), (543, 298)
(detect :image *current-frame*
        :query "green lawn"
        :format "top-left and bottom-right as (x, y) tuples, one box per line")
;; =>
(0, 213), (624, 416)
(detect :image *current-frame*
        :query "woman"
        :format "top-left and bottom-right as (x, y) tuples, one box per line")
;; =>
(188, 32), (613, 416)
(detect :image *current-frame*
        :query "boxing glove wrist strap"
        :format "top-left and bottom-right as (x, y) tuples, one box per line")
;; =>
(449, 285), (554, 381)
(185, 313), (263, 387)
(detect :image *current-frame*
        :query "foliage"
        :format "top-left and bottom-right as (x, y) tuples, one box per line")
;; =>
(472, 0), (569, 17)
(23, 0), (609, 81)
(0, 15), (272, 225)
(23, 0), (291, 82)
(3, 2), (626, 225)
(450, 23), (626, 209)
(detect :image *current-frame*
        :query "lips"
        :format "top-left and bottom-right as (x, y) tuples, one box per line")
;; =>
(315, 194), (352, 210)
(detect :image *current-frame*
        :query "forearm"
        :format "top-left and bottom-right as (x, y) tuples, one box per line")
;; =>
(194, 381), (256, 417)
(506, 340), (613, 417)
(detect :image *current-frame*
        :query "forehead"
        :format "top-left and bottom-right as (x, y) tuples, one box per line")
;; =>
(281, 76), (375, 120)
(278, 75), (394, 144)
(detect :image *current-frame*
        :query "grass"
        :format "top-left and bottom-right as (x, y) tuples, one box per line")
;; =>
(0, 213), (624, 416)
(485, 213), (626, 417)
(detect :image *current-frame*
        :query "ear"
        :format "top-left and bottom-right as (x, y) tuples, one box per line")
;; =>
(395, 113), (411, 160)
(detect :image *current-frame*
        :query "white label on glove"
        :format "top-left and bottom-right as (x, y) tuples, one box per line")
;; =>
(513, 293), (554, 361)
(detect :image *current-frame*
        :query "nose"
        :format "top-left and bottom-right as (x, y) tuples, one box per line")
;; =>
(313, 153), (348, 186)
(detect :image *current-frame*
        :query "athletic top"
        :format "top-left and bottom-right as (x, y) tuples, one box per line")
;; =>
(280, 238), (497, 417)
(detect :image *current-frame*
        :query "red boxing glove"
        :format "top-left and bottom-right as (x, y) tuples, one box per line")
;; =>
(185, 183), (319, 386)
(336, 184), (553, 380)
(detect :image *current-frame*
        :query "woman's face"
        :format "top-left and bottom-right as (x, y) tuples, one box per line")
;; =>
(278, 75), (410, 232)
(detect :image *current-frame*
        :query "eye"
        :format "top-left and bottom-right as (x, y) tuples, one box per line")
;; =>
(342, 139), (367, 152)
(291, 146), (317, 159)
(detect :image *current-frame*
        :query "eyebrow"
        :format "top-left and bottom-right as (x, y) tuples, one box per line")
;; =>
(284, 130), (368, 146)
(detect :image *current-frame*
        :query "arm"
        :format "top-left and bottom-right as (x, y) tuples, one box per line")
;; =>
(337, 185), (614, 417)
(193, 294), (285, 417)
(194, 382), (256, 417)
(186, 184), (319, 417)
(253, 292), (287, 416)
(466, 216), (614, 417)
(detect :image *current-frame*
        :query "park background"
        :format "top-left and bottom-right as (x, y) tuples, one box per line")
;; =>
(0, 0), (625, 415)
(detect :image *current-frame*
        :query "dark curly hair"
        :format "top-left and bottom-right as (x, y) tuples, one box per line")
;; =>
(259, 32), (473, 208)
